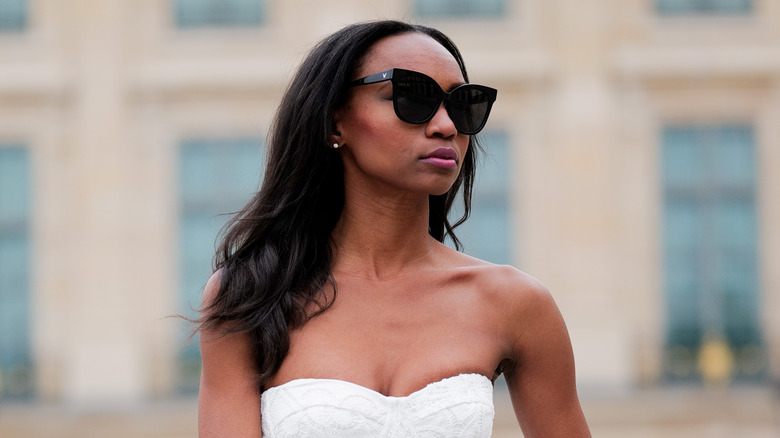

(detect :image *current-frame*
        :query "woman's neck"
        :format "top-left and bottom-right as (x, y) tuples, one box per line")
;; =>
(330, 187), (437, 281)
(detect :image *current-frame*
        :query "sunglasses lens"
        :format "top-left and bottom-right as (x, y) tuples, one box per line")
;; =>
(394, 73), (442, 123)
(448, 86), (493, 134)
(388, 70), (496, 134)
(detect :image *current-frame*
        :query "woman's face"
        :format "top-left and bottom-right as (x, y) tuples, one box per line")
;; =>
(334, 32), (470, 197)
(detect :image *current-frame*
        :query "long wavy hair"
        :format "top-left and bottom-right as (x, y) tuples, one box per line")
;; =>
(198, 20), (481, 388)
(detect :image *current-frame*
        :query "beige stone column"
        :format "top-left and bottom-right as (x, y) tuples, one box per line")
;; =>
(59, 0), (144, 404)
(524, 0), (634, 391)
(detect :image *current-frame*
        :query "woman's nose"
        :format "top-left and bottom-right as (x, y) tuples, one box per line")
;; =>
(425, 103), (457, 138)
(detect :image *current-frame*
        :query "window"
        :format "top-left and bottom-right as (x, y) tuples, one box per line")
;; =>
(413, 0), (505, 19)
(656, 0), (752, 16)
(0, 145), (33, 401)
(0, 0), (26, 32)
(450, 131), (512, 265)
(173, 0), (265, 28)
(177, 138), (263, 393)
(662, 125), (764, 384)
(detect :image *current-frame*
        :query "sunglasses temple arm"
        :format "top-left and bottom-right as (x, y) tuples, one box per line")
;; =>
(351, 69), (395, 87)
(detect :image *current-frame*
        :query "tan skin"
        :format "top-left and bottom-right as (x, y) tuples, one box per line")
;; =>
(199, 32), (591, 437)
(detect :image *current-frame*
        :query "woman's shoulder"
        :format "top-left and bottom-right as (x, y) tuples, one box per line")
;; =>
(476, 264), (551, 312)
(447, 255), (568, 364)
(202, 269), (223, 309)
(443, 248), (550, 303)
(443, 250), (558, 329)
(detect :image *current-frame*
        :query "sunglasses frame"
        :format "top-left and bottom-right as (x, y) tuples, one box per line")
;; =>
(350, 68), (497, 135)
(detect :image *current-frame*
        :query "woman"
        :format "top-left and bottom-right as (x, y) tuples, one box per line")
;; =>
(197, 20), (591, 437)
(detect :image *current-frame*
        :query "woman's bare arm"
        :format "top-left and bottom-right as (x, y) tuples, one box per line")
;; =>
(502, 275), (591, 437)
(198, 272), (262, 437)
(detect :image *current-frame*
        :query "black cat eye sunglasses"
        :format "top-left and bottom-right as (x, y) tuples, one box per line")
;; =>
(351, 68), (497, 135)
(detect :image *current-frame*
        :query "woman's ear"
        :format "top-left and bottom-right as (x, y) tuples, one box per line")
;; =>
(330, 108), (345, 146)
(328, 130), (342, 149)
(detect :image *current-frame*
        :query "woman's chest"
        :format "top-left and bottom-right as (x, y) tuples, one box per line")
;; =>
(268, 285), (508, 395)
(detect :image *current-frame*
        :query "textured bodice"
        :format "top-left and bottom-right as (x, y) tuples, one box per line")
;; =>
(260, 373), (495, 437)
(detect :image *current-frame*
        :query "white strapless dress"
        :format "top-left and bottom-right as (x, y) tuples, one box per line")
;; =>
(261, 373), (495, 437)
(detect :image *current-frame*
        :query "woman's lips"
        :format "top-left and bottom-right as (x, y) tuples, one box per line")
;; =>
(421, 148), (458, 168)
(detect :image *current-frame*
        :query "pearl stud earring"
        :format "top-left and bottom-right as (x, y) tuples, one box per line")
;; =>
(332, 143), (339, 149)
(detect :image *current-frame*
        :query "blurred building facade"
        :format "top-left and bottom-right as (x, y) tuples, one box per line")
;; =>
(1, 0), (779, 436)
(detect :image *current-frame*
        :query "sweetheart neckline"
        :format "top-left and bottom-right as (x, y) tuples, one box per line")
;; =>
(262, 372), (492, 399)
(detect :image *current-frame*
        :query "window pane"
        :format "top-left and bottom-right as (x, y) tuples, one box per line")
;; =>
(177, 138), (263, 393)
(174, 0), (265, 28)
(664, 200), (700, 251)
(656, 0), (752, 16)
(713, 126), (755, 187)
(0, 0), (26, 32)
(0, 146), (33, 401)
(449, 131), (512, 265)
(413, 0), (505, 18)
(663, 200), (702, 364)
(662, 127), (704, 189)
(661, 125), (764, 384)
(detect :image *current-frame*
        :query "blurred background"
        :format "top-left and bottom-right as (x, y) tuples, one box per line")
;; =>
(1, 0), (779, 437)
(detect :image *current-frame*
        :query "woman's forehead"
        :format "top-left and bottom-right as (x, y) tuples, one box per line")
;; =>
(357, 33), (464, 83)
